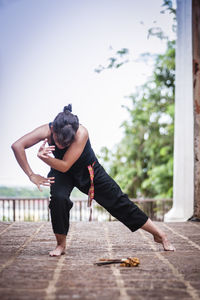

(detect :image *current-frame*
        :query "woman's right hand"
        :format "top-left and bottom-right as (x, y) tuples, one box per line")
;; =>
(29, 174), (55, 191)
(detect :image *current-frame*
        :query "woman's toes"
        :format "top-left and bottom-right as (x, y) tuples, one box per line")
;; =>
(49, 246), (65, 256)
(163, 240), (176, 251)
(153, 232), (175, 251)
(162, 236), (175, 251)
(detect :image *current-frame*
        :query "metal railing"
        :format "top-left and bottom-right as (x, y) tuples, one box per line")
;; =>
(0, 197), (50, 222)
(0, 197), (172, 222)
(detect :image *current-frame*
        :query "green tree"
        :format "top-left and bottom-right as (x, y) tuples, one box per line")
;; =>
(97, 1), (176, 199)
(110, 40), (175, 198)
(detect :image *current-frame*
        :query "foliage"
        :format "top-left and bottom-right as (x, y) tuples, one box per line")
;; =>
(95, 48), (129, 73)
(97, 1), (176, 199)
(99, 39), (175, 198)
(160, 0), (176, 18)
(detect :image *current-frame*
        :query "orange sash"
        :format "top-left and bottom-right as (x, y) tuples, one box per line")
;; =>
(87, 162), (95, 221)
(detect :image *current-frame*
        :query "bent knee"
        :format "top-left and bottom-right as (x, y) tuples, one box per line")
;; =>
(49, 196), (73, 210)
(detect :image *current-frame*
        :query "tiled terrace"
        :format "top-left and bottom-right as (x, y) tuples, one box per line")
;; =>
(0, 221), (200, 300)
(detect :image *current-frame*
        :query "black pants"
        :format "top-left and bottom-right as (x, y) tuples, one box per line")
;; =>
(48, 161), (149, 235)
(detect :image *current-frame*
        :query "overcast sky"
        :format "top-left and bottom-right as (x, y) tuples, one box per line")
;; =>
(0, 0), (175, 187)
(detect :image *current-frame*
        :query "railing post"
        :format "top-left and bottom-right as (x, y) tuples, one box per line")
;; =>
(23, 199), (25, 221)
(3, 200), (5, 221)
(47, 198), (50, 221)
(80, 201), (82, 221)
(13, 199), (16, 222)
(162, 200), (164, 221)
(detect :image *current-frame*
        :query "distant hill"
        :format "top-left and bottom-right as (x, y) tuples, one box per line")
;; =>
(0, 186), (87, 198)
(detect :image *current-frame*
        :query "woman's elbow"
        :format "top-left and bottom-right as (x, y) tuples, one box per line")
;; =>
(11, 141), (22, 152)
(11, 142), (18, 151)
(60, 162), (69, 173)
(61, 166), (69, 173)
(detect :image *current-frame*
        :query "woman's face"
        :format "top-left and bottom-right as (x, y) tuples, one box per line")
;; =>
(52, 131), (66, 149)
(51, 126), (71, 149)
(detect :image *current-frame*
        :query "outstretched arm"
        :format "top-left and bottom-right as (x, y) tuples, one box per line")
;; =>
(37, 125), (89, 173)
(11, 124), (55, 191)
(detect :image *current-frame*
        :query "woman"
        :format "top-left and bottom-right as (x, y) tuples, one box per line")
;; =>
(12, 105), (175, 256)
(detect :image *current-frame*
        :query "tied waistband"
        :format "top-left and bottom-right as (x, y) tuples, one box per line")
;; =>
(87, 161), (95, 221)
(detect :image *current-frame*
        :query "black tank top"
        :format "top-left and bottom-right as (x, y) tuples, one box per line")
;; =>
(49, 122), (97, 172)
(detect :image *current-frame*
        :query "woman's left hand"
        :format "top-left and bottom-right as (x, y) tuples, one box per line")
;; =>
(37, 139), (55, 159)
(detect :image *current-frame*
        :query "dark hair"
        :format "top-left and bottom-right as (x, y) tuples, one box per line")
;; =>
(52, 104), (79, 147)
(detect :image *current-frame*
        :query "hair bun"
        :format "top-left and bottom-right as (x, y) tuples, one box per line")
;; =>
(63, 104), (72, 113)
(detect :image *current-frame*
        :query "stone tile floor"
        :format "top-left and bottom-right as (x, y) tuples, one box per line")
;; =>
(0, 221), (200, 300)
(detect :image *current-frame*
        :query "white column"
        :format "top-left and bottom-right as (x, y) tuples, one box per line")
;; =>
(164, 0), (194, 222)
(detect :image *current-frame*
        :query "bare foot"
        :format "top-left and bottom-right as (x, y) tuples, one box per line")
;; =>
(49, 245), (66, 257)
(154, 232), (175, 251)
